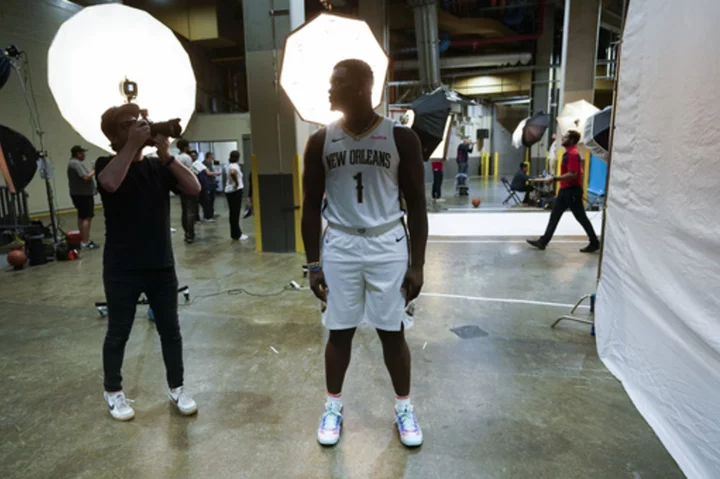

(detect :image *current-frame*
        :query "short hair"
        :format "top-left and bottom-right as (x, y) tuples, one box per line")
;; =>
(566, 130), (581, 145)
(100, 103), (140, 140)
(229, 150), (240, 163)
(520, 162), (527, 169)
(176, 139), (189, 151)
(334, 59), (374, 89)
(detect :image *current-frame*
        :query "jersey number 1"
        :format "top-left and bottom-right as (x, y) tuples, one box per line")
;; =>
(353, 173), (364, 204)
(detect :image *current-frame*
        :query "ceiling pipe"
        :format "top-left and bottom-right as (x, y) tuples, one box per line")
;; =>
(408, 0), (442, 89)
(449, 0), (546, 49)
(394, 52), (533, 71)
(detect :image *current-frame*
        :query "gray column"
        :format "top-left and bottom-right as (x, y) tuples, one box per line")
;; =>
(409, 0), (441, 90)
(559, 0), (602, 109)
(530, 1), (556, 173)
(359, 0), (389, 115)
(243, 0), (306, 253)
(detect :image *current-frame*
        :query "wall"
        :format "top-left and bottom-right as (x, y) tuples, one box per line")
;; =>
(182, 112), (251, 163)
(0, 0), (106, 214)
(492, 103), (527, 176)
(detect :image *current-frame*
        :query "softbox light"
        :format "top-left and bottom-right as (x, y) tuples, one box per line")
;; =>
(584, 106), (612, 161)
(409, 90), (452, 162)
(280, 13), (389, 125)
(0, 125), (38, 193)
(47, 4), (196, 152)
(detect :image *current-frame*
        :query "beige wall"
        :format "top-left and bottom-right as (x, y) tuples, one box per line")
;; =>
(181, 113), (251, 163)
(0, 0), (112, 214)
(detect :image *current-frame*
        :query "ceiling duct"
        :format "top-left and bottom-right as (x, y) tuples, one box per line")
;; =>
(408, 0), (441, 89)
(394, 53), (533, 71)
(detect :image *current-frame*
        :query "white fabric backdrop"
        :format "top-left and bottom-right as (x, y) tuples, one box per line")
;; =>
(596, 1), (720, 477)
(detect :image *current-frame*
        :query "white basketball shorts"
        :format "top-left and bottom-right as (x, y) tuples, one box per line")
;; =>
(321, 222), (411, 332)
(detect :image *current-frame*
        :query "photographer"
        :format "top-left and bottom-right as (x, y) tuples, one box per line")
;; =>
(176, 140), (198, 243)
(96, 103), (201, 421)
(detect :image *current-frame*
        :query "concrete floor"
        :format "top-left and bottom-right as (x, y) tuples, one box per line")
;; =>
(0, 190), (682, 479)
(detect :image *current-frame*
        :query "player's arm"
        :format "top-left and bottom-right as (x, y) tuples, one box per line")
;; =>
(301, 129), (328, 301)
(396, 126), (428, 303)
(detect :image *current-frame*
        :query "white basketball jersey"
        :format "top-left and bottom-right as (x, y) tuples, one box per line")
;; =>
(322, 117), (403, 229)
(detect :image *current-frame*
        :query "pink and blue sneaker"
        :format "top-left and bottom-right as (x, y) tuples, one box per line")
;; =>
(395, 404), (423, 447)
(317, 401), (343, 446)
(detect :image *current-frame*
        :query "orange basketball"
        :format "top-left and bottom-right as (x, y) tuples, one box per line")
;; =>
(8, 249), (27, 269)
(471, 198), (481, 208)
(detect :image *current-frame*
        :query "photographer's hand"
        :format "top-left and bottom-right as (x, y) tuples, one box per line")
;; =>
(153, 134), (172, 164)
(128, 120), (151, 150)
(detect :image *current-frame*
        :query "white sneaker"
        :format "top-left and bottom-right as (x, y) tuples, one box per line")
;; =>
(104, 391), (135, 421)
(395, 404), (423, 447)
(317, 401), (343, 446)
(240, 234), (249, 241)
(169, 386), (198, 416)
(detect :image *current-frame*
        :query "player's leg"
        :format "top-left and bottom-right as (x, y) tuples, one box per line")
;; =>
(364, 226), (423, 447)
(317, 230), (365, 445)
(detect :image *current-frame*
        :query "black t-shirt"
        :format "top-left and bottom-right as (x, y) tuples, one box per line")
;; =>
(95, 156), (178, 272)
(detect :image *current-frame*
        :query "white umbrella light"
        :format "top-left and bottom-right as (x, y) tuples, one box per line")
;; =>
(280, 13), (389, 125)
(48, 4), (196, 152)
(556, 100), (599, 143)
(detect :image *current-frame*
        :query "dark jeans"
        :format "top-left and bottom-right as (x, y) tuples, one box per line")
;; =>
(540, 186), (599, 245)
(514, 185), (534, 203)
(457, 160), (469, 175)
(202, 187), (215, 220)
(180, 194), (198, 240)
(431, 170), (443, 199)
(103, 268), (184, 392)
(226, 189), (244, 239)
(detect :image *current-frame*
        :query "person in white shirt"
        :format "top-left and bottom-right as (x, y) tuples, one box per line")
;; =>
(176, 140), (198, 243)
(191, 153), (219, 223)
(224, 151), (248, 241)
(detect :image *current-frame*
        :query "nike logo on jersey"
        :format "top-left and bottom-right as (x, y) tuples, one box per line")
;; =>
(331, 137), (346, 143)
(395, 235), (406, 243)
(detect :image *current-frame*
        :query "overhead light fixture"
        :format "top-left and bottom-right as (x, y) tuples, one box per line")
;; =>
(48, 4), (196, 152)
(280, 13), (388, 125)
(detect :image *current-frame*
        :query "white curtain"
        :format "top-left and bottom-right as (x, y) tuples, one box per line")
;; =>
(596, 0), (720, 477)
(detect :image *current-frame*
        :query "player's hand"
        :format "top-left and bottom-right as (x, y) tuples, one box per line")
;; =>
(153, 134), (172, 163)
(402, 266), (424, 305)
(309, 270), (328, 303)
(128, 120), (152, 149)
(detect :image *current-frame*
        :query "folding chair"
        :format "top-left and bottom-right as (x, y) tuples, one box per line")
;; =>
(501, 177), (522, 205)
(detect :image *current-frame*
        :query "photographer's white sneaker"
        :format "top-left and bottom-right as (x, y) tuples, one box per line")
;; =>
(104, 391), (135, 421)
(169, 386), (198, 416)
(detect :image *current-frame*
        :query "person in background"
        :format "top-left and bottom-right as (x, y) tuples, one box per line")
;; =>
(176, 140), (198, 243)
(96, 103), (201, 421)
(510, 162), (534, 204)
(192, 152), (220, 223)
(431, 158), (444, 201)
(203, 152), (221, 220)
(225, 151), (248, 241)
(527, 130), (600, 252)
(190, 150), (198, 163)
(456, 139), (473, 175)
(67, 145), (99, 249)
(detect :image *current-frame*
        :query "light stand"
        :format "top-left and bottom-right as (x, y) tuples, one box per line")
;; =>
(8, 50), (60, 245)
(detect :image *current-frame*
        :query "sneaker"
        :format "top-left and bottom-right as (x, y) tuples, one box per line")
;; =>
(184, 236), (194, 244)
(526, 239), (546, 250)
(580, 242), (600, 253)
(395, 404), (423, 447)
(317, 401), (343, 446)
(86, 241), (100, 250)
(206, 218), (216, 223)
(169, 386), (198, 416)
(240, 234), (249, 241)
(104, 391), (135, 421)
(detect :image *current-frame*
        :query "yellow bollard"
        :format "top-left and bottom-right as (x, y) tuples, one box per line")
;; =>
(545, 151), (549, 173)
(292, 154), (304, 254)
(494, 152), (499, 179)
(250, 154), (263, 253)
(555, 148), (563, 196)
(483, 152), (489, 177)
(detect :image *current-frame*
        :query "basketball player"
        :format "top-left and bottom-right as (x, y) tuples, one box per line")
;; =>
(301, 59), (428, 447)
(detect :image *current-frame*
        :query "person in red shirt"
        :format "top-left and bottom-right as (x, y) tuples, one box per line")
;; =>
(527, 130), (599, 252)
